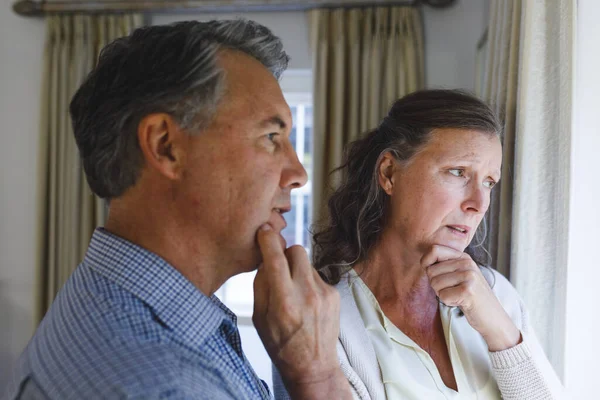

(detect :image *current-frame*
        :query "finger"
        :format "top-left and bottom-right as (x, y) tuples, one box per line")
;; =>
(426, 256), (476, 279)
(437, 284), (468, 308)
(421, 244), (466, 268)
(278, 233), (287, 252)
(257, 224), (292, 286)
(284, 245), (312, 280)
(429, 270), (474, 295)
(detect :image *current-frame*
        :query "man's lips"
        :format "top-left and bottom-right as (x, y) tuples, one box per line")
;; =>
(269, 207), (291, 231)
(273, 206), (291, 214)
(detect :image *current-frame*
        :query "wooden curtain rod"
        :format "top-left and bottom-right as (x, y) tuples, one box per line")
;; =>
(13, 0), (456, 17)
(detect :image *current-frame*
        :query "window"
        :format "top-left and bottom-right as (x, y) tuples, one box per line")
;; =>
(215, 71), (313, 324)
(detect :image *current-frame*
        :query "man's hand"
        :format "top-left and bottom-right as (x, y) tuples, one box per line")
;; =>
(422, 245), (522, 352)
(252, 224), (351, 399)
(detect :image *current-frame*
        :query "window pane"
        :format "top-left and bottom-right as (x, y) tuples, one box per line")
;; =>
(305, 106), (313, 127)
(219, 271), (256, 316)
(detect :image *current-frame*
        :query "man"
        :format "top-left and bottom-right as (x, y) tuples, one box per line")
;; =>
(4, 20), (351, 399)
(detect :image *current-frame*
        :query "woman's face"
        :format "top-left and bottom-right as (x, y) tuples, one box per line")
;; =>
(381, 128), (502, 254)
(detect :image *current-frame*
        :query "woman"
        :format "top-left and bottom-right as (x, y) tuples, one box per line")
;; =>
(276, 90), (563, 400)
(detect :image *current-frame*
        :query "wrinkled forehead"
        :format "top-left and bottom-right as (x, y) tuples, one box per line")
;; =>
(419, 128), (502, 165)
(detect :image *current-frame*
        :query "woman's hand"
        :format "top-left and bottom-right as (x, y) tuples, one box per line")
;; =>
(422, 245), (521, 352)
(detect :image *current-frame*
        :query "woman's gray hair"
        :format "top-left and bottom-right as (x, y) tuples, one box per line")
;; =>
(70, 19), (289, 199)
(312, 89), (502, 285)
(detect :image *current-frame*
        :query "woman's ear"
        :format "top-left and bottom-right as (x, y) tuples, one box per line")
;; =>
(377, 152), (397, 196)
(137, 113), (186, 181)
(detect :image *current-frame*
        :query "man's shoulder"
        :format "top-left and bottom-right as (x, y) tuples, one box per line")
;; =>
(11, 335), (234, 399)
(15, 265), (233, 398)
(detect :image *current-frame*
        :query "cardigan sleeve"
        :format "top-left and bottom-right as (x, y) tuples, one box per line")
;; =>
(487, 271), (566, 400)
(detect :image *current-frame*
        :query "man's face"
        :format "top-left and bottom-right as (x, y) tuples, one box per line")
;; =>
(177, 50), (307, 275)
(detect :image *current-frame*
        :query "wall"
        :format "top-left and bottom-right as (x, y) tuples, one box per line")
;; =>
(565, 0), (600, 397)
(0, 0), (45, 389)
(0, 0), (489, 391)
(422, 0), (489, 90)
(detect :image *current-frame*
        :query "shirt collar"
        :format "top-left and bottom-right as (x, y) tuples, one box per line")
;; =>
(83, 228), (237, 348)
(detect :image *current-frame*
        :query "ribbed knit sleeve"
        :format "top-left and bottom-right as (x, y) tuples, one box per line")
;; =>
(488, 271), (565, 399)
(489, 339), (555, 399)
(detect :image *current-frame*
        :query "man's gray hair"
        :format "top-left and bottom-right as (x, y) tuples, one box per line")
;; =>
(70, 19), (290, 199)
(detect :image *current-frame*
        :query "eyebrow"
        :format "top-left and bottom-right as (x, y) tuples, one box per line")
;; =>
(258, 116), (287, 130)
(444, 153), (501, 177)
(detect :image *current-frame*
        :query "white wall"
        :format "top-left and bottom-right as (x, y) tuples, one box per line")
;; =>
(565, 0), (600, 397)
(0, 0), (45, 389)
(0, 1), (489, 391)
(422, 0), (489, 90)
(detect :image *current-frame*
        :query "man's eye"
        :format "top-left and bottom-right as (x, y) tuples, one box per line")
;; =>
(267, 133), (278, 142)
(484, 180), (497, 189)
(449, 169), (465, 177)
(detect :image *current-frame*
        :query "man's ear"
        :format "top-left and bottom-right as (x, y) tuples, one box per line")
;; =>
(137, 113), (185, 180)
(378, 152), (397, 196)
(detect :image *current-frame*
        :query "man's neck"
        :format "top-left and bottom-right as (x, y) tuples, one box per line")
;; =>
(104, 196), (228, 297)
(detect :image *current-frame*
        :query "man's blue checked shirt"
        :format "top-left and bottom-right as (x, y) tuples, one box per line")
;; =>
(3, 228), (271, 400)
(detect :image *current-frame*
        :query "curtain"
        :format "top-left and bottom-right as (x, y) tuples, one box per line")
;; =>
(480, 0), (574, 377)
(479, 0), (522, 279)
(36, 14), (143, 322)
(309, 7), (425, 221)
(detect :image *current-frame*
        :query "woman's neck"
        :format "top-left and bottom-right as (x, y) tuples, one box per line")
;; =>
(355, 231), (438, 320)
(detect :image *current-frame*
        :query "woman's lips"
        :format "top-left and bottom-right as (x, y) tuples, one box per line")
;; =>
(446, 225), (470, 237)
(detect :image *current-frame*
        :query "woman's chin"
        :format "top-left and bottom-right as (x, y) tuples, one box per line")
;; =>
(431, 238), (468, 253)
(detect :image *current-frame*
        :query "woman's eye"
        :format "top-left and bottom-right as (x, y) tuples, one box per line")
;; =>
(484, 180), (497, 189)
(449, 169), (465, 177)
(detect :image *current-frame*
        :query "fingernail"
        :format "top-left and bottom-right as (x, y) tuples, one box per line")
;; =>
(260, 224), (272, 231)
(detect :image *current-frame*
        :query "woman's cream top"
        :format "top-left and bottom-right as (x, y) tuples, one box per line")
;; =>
(349, 268), (503, 399)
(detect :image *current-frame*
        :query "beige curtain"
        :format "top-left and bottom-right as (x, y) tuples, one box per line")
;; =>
(480, 0), (574, 377)
(479, 0), (522, 279)
(309, 7), (424, 221)
(36, 14), (143, 321)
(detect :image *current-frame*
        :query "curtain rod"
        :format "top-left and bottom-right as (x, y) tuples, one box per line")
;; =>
(13, 0), (456, 17)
